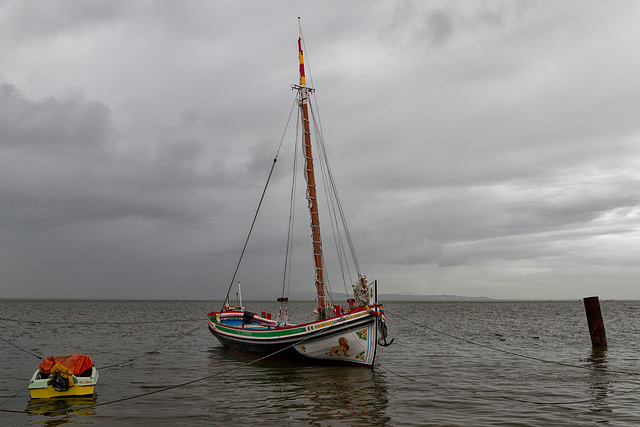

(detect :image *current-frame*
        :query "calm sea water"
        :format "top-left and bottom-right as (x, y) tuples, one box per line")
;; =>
(1, 299), (640, 425)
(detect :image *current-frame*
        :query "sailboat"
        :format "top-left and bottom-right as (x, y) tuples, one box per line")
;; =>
(207, 21), (392, 366)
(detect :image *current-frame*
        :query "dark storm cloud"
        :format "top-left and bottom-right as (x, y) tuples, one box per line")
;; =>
(0, 78), (257, 298)
(1, 1), (639, 300)
(0, 83), (111, 151)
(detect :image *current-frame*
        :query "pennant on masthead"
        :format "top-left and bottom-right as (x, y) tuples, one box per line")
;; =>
(298, 37), (306, 86)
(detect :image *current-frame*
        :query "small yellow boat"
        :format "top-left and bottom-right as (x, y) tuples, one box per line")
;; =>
(28, 354), (99, 399)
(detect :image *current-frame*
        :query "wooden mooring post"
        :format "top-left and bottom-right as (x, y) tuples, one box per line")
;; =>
(583, 296), (607, 347)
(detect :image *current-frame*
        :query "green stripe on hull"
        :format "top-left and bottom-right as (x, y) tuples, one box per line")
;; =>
(211, 311), (370, 338)
(213, 323), (308, 338)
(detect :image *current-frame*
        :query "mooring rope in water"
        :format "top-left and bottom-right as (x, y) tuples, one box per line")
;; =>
(386, 309), (640, 405)
(0, 407), (27, 414)
(6, 323), (326, 417)
(30, 322), (370, 418)
(374, 357), (412, 382)
(0, 316), (201, 325)
(0, 336), (42, 409)
(502, 383), (640, 406)
(97, 323), (205, 370)
(385, 309), (640, 377)
(0, 336), (43, 360)
(0, 323), (205, 409)
(0, 321), (204, 368)
(0, 385), (29, 407)
(329, 313), (414, 382)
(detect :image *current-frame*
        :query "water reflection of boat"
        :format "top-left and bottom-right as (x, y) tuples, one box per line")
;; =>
(25, 396), (96, 417)
(301, 365), (390, 424)
(206, 351), (390, 423)
(28, 354), (99, 399)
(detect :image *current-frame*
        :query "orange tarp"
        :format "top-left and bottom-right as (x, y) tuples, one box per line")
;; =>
(38, 354), (94, 375)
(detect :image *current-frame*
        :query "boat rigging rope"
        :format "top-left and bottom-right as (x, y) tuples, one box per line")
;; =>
(309, 102), (358, 293)
(297, 25), (356, 300)
(220, 96), (298, 312)
(281, 106), (301, 303)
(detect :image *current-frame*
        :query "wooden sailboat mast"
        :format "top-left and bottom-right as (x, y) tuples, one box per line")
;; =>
(297, 31), (326, 313)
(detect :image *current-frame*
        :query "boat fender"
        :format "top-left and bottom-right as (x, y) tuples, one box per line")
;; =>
(365, 304), (384, 317)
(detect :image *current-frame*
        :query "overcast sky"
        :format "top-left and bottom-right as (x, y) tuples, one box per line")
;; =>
(1, 1), (639, 301)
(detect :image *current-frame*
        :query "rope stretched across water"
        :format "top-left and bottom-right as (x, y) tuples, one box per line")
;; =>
(0, 323), (205, 409)
(20, 321), (363, 418)
(0, 336), (43, 360)
(386, 309), (640, 405)
(97, 323), (204, 370)
(0, 322), (203, 369)
(503, 384), (640, 406)
(0, 317), (201, 325)
(385, 309), (640, 376)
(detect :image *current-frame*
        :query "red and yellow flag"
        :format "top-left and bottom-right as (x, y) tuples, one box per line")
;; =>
(298, 37), (306, 86)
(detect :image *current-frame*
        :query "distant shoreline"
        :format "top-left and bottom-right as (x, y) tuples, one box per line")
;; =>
(1, 296), (633, 302)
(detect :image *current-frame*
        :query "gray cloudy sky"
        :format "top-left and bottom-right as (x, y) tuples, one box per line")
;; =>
(1, 1), (639, 300)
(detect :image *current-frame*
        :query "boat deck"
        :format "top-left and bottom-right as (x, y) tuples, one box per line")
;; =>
(219, 317), (288, 329)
